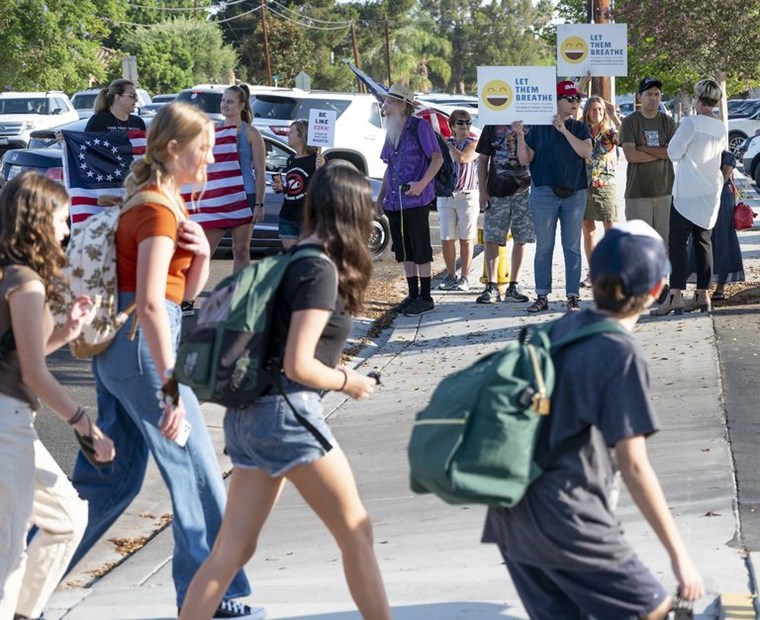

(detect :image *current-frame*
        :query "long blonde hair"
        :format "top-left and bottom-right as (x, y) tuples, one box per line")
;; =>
(125, 102), (213, 206)
(583, 96), (613, 132)
(93, 79), (136, 114)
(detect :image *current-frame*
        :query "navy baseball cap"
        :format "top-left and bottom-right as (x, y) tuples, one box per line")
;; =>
(590, 220), (671, 295)
(638, 77), (663, 94)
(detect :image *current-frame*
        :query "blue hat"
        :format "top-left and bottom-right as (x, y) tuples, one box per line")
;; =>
(590, 220), (671, 295)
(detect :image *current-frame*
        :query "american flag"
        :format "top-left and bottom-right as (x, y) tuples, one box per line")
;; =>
(62, 126), (249, 228)
(345, 62), (452, 138)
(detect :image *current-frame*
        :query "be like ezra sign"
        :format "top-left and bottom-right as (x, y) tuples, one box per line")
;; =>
(556, 24), (628, 77)
(477, 66), (557, 126)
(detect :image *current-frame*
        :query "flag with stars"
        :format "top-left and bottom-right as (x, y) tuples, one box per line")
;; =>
(62, 126), (249, 228)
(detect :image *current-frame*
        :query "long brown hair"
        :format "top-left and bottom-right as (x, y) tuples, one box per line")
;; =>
(225, 84), (253, 124)
(291, 119), (318, 156)
(125, 102), (213, 205)
(93, 79), (136, 114)
(302, 163), (372, 313)
(583, 95), (612, 132)
(0, 172), (68, 302)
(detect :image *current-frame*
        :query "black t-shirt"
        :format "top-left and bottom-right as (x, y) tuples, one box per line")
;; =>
(475, 125), (531, 197)
(85, 111), (146, 132)
(482, 310), (659, 571)
(268, 246), (350, 379)
(279, 153), (318, 223)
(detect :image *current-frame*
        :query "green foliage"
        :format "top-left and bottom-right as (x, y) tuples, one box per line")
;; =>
(0, 0), (122, 92)
(118, 18), (237, 93)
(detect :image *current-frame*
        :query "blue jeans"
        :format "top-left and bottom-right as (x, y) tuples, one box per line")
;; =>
(529, 185), (585, 297)
(69, 293), (250, 606)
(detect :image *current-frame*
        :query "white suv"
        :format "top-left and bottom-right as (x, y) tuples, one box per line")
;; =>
(0, 91), (78, 153)
(71, 87), (152, 119)
(250, 89), (387, 178)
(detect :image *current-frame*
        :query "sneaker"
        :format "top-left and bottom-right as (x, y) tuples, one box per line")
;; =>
(396, 295), (417, 312)
(580, 275), (592, 288)
(437, 274), (458, 290)
(14, 615), (44, 620)
(566, 296), (581, 312)
(404, 296), (435, 316)
(181, 300), (195, 318)
(476, 286), (500, 304)
(503, 283), (529, 303)
(455, 277), (470, 292)
(213, 599), (267, 619)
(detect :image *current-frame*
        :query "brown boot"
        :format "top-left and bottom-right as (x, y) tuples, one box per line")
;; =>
(650, 288), (685, 316)
(684, 289), (711, 313)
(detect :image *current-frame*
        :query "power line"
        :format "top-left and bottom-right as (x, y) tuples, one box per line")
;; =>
(267, 0), (351, 26)
(265, 4), (350, 31)
(214, 5), (263, 23)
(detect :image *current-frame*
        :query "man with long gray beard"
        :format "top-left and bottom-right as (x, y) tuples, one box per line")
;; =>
(376, 83), (443, 316)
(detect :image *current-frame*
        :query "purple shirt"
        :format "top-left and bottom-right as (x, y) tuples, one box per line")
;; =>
(380, 116), (441, 211)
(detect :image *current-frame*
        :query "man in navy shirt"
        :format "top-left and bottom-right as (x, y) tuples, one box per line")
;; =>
(515, 80), (591, 313)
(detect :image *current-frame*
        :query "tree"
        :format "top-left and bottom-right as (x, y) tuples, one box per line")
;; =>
(0, 0), (123, 92)
(118, 18), (237, 94)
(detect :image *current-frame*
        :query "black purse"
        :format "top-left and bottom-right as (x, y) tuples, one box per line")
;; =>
(550, 186), (575, 199)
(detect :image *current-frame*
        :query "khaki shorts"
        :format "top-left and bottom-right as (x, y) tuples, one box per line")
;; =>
(585, 185), (617, 222)
(438, 191), (480, 241)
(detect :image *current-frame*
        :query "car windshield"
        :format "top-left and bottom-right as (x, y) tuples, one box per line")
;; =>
(252, 95), (351, 120)
(0, 98), (49, 115)
(72, 93), (97, 110)
(175, 91), (223, 114)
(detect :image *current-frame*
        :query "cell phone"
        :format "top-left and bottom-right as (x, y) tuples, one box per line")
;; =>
(158, 414), (192, 448)
(400, 183), (411, 193)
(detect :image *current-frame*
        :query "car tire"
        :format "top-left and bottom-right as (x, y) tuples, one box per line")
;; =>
(729, 132), (748, 157)
(753, 159), (760, 188)
(369, 214), (390, 261)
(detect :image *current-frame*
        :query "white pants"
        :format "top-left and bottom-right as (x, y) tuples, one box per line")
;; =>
(0, 396), (88, 619)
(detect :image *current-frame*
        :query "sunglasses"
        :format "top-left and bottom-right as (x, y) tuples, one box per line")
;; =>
(120, 93), (138, 100)
(454, 120), (472, 126)
(560, 95), (581, 103)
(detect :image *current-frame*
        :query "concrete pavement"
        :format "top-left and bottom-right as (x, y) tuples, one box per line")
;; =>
(47, 170), (760, 619)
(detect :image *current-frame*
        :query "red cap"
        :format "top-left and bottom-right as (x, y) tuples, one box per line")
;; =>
(556, 80), (579, 97)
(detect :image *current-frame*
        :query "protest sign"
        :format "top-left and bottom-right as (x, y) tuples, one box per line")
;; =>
(477, 66), (557, 126)
(307, 109), (337, 148)
(557, 24), (627, 77)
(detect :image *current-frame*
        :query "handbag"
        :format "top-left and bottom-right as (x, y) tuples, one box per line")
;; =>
(550, 185), (575, 199)
(734, 201), (757, 231)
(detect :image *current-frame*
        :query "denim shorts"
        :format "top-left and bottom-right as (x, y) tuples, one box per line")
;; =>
(278, 217), (301, 240)
(223, 378), (337, 476)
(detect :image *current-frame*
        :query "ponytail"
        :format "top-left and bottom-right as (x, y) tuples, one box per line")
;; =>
(93, 87), (109, 114)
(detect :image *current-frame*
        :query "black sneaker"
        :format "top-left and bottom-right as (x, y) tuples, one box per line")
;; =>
(476, 286), (500, 304)
(396, 295), (418, 312)
(213, 599), (267, 619)
(566, 296), (581, 312)
(14, 614), (44, 620)
(503, 284), (529, 303)
(404, 296), (435, 316)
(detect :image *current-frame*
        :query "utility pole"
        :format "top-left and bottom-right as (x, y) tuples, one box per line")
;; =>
(350, 20), (364, 93)
(384, 18), (392, 86)
(587, 0), (612, 103)
(261, 0), (273, 86)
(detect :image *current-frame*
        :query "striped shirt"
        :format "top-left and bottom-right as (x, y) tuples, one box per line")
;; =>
(448, 136), (478, 191)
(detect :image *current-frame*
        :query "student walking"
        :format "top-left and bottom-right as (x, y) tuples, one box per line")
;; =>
(180, 163), (392, 620)
(68, 103), (261, 619)
(0, 172), (114, 620)
(483, 220), (704, 619)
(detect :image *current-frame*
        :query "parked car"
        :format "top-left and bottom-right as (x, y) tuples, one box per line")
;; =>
(728, 111), (760, 156)
(0, 91), (79, 155)
(728, 99), (760, 119)
(739, 133), (760, 184)
(250, 88), (387, 178)
(174, 84), (230, 122)
(0, 123), (390, 260)
(617, 101), (671, 118)
(71, 88), (151, 120)
(151, 93), (177, 104)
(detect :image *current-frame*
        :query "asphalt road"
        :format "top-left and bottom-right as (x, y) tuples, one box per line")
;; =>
(38, 211), (442, 475)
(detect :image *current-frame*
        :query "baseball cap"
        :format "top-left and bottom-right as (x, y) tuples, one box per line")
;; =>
(638, 77), (663, 94)
(590, 220), (671, 295)
(385, 83), (415, 106)
(556, 80), (579, 98)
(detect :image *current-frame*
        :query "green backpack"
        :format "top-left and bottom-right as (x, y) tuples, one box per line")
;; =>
(407, 319), (629, 508)
(174, 246), (326, 408)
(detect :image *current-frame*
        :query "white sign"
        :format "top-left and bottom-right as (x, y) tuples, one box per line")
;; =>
(556, 24), (628, 77)
(477, 66), (557, 126)
(307, 109), (337, 148)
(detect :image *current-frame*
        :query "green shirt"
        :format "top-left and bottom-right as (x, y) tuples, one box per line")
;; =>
(620, 111), (677, 199)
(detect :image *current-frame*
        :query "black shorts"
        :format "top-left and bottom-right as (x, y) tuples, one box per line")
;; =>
(385, 202), (434, 264)
(503, 555), (668, 619)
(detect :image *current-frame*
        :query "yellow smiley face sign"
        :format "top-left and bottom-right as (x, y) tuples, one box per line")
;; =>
(560, 36), (589, 64)
(482, 79), (513, 111)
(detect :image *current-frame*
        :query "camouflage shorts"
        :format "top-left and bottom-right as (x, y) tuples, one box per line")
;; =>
(483, 192), (535, 245)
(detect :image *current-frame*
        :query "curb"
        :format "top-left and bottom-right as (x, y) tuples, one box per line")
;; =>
(719, 592), (756, 619)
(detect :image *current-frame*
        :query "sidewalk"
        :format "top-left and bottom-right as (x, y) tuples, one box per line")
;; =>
(48, 167), (760, 619)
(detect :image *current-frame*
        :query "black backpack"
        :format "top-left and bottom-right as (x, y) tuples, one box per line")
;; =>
(411, 117), (456, 198)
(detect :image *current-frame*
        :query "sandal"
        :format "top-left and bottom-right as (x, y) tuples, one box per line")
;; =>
(527, 295), (549, 313)
(711, 292), (725, 301)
